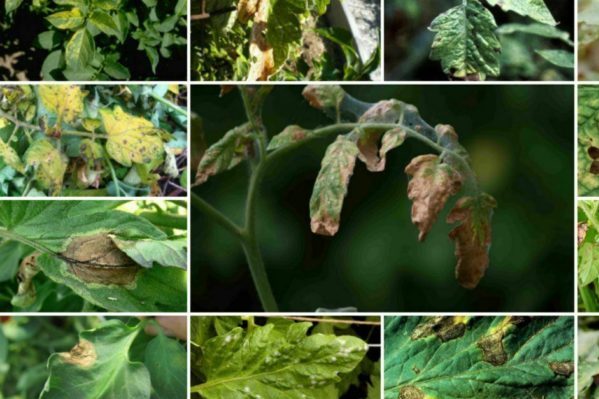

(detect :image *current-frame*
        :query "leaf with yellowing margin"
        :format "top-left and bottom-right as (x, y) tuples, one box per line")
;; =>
(310, 135), (359, 236)
(65, 29), (95, 70)
(0, 139), (25, 173)
(100, 106), (164, 167)
(405, 154), (463, 242)
(39, 85), (85, 124)
(24, 139), (68, 195)
(46, 8), (85, 30)
(447, 193), (497, 289)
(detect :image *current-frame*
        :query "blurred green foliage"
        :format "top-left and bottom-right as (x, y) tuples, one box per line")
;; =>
(191, 85), (573, 312)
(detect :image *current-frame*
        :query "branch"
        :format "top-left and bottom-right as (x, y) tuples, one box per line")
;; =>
(282, 316), (381, 326)
(0, 110), (108, 139)
(190, 192), (243, 239)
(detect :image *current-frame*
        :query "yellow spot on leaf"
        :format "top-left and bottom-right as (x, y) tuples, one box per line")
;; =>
(24, 139), (67, 195)
(0, 138), (25, 173)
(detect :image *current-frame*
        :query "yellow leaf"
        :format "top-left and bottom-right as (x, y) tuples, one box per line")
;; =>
(39, 85), (85, 124)
(168, 85), (179, 95)
(0, 139), (25, 173)
(24, 139), (68, 195)
(99, 106), (164, 167)
(0, 118), (8, 129)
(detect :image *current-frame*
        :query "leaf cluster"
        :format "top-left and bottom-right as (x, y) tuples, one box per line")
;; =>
(190, 316), (380, 398)
(0, 200), (187, 312)
(0, 84), (187, 197)
(192, 0), (380, 81)
(427, 0), (573, 80)
(3, 0), (187, 80)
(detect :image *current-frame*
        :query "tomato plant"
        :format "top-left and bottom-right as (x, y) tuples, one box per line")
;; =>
(2, 0), (187, 80)
(0, 84), (187, 197)
(0, 200), (187, 312)
(191, 0), (380, 81)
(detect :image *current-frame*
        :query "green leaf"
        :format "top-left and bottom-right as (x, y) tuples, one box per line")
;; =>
(384, 316), (574, 399)
(65, 29), (95, 70)
(496, 23), (573, 46)
(578, 87), (599, 195)
(367, 361), (380, 399)
(192, 320), (367, 398)
(579, 243), (599, 286)
(46, 8), (85, 30)
(41, 320), (151, 399)
(0, 241), (28, 282)
(536, 49), (574, 69)
(36, 31), (62, 50)
(103, 59), (130, 80)
(88, 10), (120, 38)
(5, 0), (24, 13)
(310, 135), (359, 236)
(145, 333), (186, 399)
(111, 237), (187, 269)
(485, 0), (556, 26)
(24, 139), (68, 195)
(429, 0), (500, 80)
(92, 0), (121, 10)
(54, 0), (86, 5)
(194, 123), (254, 185)
(145, 47), (159, 74)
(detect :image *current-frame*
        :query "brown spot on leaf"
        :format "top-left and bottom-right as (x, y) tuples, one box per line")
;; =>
(405, 154), (463, 241)
(302, 85), (345, 111)
(478, 332), (507, 365)
(589, 146), (599, 159)
(591, 161), (599, 175)
(447, 194), (496, 289)
(579, 222), (589, 246)
(411, 316), (466, 342)
(399, 386), (424, 399)
(549, 362), (574, 377)
(59, 339), (97, 368)
(61, 234), (139, 285)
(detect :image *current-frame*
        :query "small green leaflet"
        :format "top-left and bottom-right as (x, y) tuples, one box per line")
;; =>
(485, 0), (556, 26)
(536, 49), (574, 69)
(384, 316), (574, 399)
(429, 0), (500, 80)
(46, 8), (85, 30)
(192, 320), (368, 398)
(88, 10), (121, 38)
(580, 243), (599, 286)
(66, 29), (95, 70)
(41, 320), (151, 399)
(145, 333), (187, 399)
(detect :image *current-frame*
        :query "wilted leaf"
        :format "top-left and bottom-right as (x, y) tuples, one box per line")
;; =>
(429, 0), (501, 80)
(41, 320), (152, 399)
(485, 0), (556, 26)
(0, 138), (25, 173)
(310, 135), (359, 236)
(192, 320), (367, 398)
(100, 106), (164, 167)
(237, 0), (259, 23)
(39, 85), (85, 124)
(405, 154), (463, 242)
(267, 125), (310, 151)
(384, 316), (574, 399)
(46, 8), (85, 30)
(194, 123), (254, 185)
(247, 0), (275, 81)
(24, 139), (68, 195)
(446, 193), (497, 289)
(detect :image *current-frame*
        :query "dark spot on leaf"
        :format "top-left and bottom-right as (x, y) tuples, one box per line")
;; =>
(477, 332), (507, 366)
(549, 362), (574, 377)
(589, 146), (599, 159)
(436, 322), (466, 342)
(591, 161), (599, 175)
(410, 316), (466, 342)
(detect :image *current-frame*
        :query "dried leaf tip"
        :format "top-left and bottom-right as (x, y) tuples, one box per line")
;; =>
(447, 193), (497, 289)
(310, 135), (359, 236)
(302, 85), (345, 111)
(59, 339), (97, 368)
(405, 155), (463, 242)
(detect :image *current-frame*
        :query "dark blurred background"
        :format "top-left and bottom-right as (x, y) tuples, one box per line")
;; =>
(385, 0), (575, 80)
(191, 85), (574, 312)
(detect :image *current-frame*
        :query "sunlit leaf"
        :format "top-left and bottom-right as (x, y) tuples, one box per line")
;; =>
(39, 85), (85, 123)
(24, 139), (68, 195)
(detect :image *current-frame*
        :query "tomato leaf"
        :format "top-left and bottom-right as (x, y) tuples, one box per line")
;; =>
(24, 139), (68, 195)
(144, 333), (186, 399)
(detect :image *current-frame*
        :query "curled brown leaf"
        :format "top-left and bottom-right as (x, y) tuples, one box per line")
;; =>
(247, 0), (274, 81)
(59, 339), (97, 368)
(405, 154), (463, 241)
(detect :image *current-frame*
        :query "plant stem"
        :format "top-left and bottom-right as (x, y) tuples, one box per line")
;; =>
(0, 110), (104, 139)
(282, 316), (381, 325)
(150, 93), (187, 117)
(190, 192), (243, 239)
(104, 153), (124, 197)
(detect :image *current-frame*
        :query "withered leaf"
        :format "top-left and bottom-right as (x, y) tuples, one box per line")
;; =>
(579, 222), (589, 246)
(61, 234), (140, 285)
(11, 252), (39, 308)
(310, 135), (359, 236)
(247, 0), (274, 81)
(302, 85), (345, 114)
(405, 154), (463, 241)
(194, 123), (254, 186)
(267, 125), (310, 151)
(446, 193), (497, 289)
(237, 0), (260, 23)
(59, 339), (97, 368)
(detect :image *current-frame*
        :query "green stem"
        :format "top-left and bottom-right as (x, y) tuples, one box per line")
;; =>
(0, 110), (104, 139)
(150, 93), (187, 117)
(190, 192), (243, 239)
(104, 153), (125, 197)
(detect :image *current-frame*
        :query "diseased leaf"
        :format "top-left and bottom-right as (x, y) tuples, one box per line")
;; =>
(194, 123), (254, 185)
(144, 333), (186, 399)
(100, 106), (164, 167)
(429, 0), (500, 80)
(579, 87), (599, 195)
(302, 85), (345, 115)
(247, 0), (275, 81)
(267, 125), (310, 151)
(385, 316), (573, 399)
(446, 193), (497, 289)
(39, 85), (85, 123)
(41, 320), (151, 399)
(579, 243), (599, 286)
(46, 8), (85, 30)
(89, 9), (121, 38)
(65, 29), (95, 70)
(110, 236), (187, 269)
(485, 0), (556, 26)
(0, 138), (25, 173)
(310, 135), (359, 236)
(192, 320), (367, 398)
(405, 154), (462, 242)
(24, 139), (68, 195)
